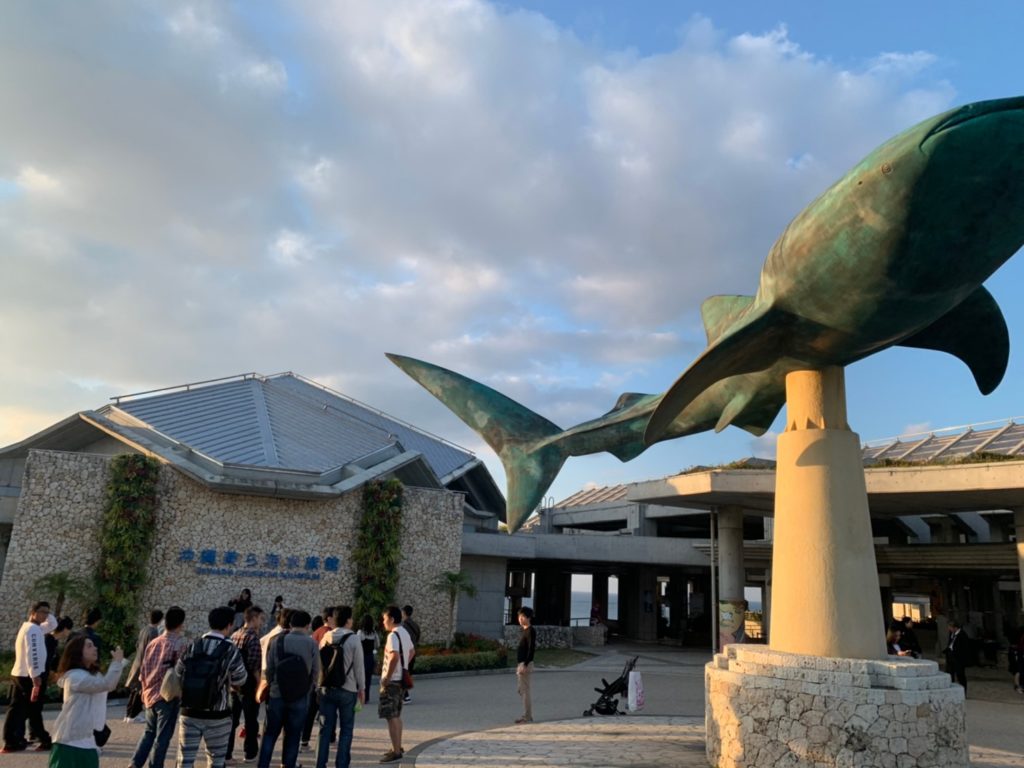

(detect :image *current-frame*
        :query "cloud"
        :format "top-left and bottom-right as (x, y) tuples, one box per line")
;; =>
(749, 431), (778, 460)
(899, 422), (932, 439)
(0, 1), (957, 470)
(15, 165), (66, 197)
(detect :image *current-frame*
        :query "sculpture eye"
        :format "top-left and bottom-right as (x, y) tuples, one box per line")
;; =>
(881, 162), (893, 175)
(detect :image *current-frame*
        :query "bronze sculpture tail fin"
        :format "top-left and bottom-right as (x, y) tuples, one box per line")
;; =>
(385, 353), (567, 533)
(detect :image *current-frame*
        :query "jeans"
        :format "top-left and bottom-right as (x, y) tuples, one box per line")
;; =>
(315, 688), (357, 768)
(301, 689), (318, 743)
(131, 699), (180, 768)
(258, 696), (309, 768)
(227, 689), (260, 760)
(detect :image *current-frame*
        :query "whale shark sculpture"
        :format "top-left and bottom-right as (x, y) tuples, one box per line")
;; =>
(646, 96), (1024, 442)
(386, 344), (789, 532)
(389, 97), (1024, 532)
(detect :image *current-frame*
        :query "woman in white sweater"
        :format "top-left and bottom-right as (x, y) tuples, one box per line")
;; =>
(48, 635), (124, 768)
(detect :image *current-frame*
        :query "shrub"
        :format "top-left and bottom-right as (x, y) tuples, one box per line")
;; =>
(412, 649), (507, 674)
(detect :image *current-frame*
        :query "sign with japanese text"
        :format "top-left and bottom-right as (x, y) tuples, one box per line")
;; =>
(178, 548), (340, 581)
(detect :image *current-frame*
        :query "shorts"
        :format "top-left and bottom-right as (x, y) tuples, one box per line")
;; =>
(378, 682), (403, 720)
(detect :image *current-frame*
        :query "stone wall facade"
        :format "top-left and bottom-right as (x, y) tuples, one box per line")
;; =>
(0, 449), (463, 648)
(503, 624), (573, 649)
(706, 645), (968, 768)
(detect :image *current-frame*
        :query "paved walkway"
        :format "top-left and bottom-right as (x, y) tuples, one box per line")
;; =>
(1, 643), (1020, 767)
(413, 717), (708, 767)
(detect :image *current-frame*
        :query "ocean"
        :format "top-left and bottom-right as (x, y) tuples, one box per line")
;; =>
(570, 590), (619, 625)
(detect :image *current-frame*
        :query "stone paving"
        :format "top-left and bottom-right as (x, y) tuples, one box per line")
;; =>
(413, 716), (707, 767)
(0, 644), (1019, 767)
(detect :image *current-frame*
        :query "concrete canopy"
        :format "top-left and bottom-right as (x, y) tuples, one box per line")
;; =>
(628, 460), (1024, 518)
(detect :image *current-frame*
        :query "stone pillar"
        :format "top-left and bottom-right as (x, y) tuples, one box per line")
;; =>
(770, 367), (885, 659)
(1015, 508), (1024, 622)
(717, 505), (747, 646)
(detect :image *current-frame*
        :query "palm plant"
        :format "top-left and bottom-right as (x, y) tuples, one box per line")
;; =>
(31, 571), (93, 619)
(432, 570), (478, 648)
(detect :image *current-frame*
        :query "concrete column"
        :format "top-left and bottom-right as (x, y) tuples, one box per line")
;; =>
(631, 567), (658, 641)
(717, 506), (746, 601)
(717, 505), (747, 647)
(534, 566), (569, 626)
(1015, 508), (1024, 621)
(592, 574), (609, 624)
(769, 367), (886, 659)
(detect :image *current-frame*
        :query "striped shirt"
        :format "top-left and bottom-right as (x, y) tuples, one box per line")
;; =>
(175, 632), (247, 717)
(139, 632), (187, 709)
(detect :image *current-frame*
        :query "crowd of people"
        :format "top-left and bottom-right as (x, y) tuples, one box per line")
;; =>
(3, 595), (543, 768)
(2, 594), (429, 768)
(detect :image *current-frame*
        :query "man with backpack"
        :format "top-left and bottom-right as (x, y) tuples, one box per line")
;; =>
(257, 610), (320, 768)
(174, 606), (248, 768)
(315, 606), (365, 768)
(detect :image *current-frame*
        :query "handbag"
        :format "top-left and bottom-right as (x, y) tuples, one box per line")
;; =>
(160, 666), (182, 702)
(93, 724), (111, 747)
(397, 634), (414, 690)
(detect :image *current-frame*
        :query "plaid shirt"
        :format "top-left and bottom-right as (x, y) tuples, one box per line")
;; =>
(139, 632), (187, 709)
(230, 627), (261, 681)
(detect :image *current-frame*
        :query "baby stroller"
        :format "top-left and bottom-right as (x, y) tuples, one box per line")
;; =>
(583, 656), (637, 716)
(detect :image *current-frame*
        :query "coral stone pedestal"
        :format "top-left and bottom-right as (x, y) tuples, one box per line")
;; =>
(706, 646), (967, 768)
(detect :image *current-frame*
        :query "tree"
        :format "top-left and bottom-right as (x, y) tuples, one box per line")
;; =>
(432, 570), (478, 648)
(31, 571), (93, 619)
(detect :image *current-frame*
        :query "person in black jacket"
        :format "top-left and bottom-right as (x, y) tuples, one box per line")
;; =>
(515, 607), (536, 724)
(899, 617), (922, 658)
(944, 618), (971, 694)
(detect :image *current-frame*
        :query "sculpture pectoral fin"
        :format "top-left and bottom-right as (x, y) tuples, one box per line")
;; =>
(896, 285), (1009, 394)
(645, 303), (798, 444)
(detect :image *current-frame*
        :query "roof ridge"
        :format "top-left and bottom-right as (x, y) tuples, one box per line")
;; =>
(277, 372), (474, 455)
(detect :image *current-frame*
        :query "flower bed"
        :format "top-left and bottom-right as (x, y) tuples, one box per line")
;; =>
(413, 633), (508, 674)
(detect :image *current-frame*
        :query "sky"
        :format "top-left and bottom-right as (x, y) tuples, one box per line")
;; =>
(3, 1), (1024, 508)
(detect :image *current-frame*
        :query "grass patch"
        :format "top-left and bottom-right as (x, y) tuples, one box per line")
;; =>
(532, 648), (596, 668)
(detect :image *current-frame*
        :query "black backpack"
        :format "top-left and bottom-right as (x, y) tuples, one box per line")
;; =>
(274, 632), (312, 703)
(180, 637), (232, 711)
(319, 633), (355, 689)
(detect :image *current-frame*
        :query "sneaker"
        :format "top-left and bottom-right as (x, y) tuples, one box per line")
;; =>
(34, 743), (52, 752)
(379, 749), (402, 763)
(514, 716), (533, 724)
(402, 693), (411, 703)
(243, 757), (257, 764)
(239, 727), (246, 738)
(299, 741), (310, 752)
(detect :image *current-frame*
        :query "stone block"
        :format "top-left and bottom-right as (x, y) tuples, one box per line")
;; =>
(706, 649), (968, 768)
